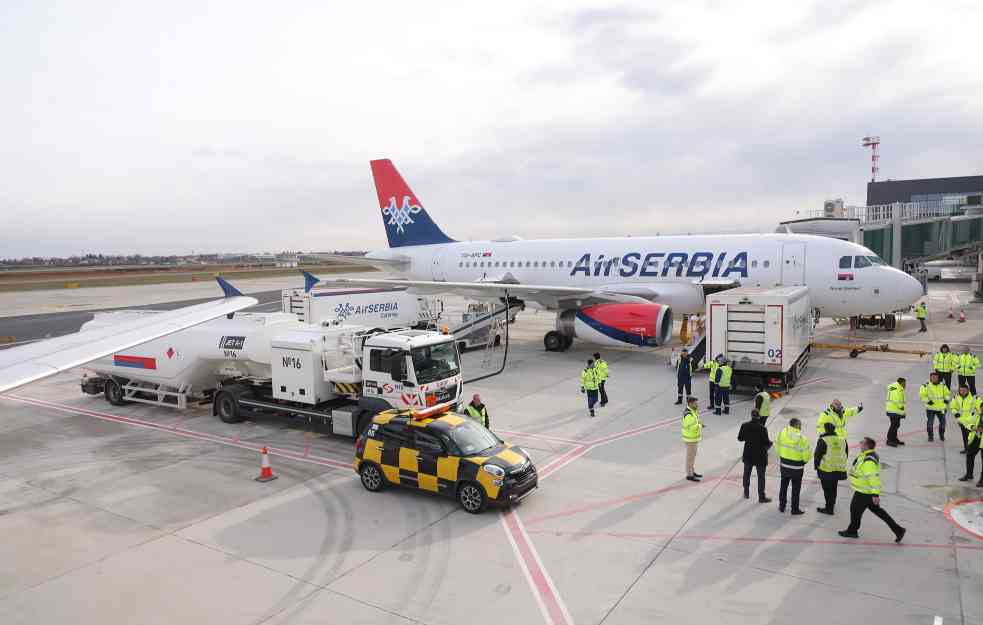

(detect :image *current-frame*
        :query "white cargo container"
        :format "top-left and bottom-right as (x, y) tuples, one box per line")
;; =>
(281, 286), (441, 328)
(705, 286), (814, 390)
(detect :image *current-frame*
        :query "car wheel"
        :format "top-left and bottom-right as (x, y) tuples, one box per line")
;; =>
(104, 378), (129, 406)
(458, 481), (487, 513)
(544, 331), (564, 352)
(360, 463), (385, 492)
(215, 390), (244, 424)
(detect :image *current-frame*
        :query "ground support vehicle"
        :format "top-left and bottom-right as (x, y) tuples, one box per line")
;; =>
(354, 409), (538, 513)
(706, 286), (813, 391)
(282, 286), (444, 328)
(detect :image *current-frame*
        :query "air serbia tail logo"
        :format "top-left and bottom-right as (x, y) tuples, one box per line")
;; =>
(370, 159), (455, 248)
(382, 195), (423, 234)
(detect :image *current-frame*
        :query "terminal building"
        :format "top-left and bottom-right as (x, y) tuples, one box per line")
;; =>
(780, 175), (983, 268)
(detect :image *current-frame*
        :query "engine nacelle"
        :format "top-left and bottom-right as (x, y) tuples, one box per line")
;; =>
(557, 303), (673, 347)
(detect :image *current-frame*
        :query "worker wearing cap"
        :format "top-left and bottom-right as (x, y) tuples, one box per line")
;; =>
(816, 399), (862, 441)
(464, 393), (490, 429)
(703, 356), (721, 411)
(960, 396), (983, 486)
(885, 378), (906, 447)
(681, 396), (703, 482)
(919, 371), (951, 442)
(754, 384), (771, 422)
(839, 437), (906, 542)
(580, 359), (601, 417)
(776, 417), (811, 515)
(593, 352), (610, 407)
(915, 302), (928, 332)
(933, 344), (958, 390)
(675, 349), (696, 405)
(951, 384), (976, 455)
(714, 358), (733, 416)
(958, 346), (979, 395)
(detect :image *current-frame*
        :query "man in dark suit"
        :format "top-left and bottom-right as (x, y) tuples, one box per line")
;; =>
(737, 409), (773, 503)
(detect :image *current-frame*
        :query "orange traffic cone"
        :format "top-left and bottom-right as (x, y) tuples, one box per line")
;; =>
(255, 447), (277, 482)
(959, 310), (967, 323)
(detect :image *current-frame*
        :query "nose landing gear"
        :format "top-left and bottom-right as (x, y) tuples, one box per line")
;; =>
(544, 331), (573, 352)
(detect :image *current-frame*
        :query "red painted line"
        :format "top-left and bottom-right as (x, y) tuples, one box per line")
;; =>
(584, 416), (678, 446)
(497, 430), (584, 446)
(2, 395), (352, 471)
(525, 528), (983, 551)
(943, 498), (983, 541)
(303, 439), (312, 458)
(500, 509), (573, 625)
(537, 445), (589, 480)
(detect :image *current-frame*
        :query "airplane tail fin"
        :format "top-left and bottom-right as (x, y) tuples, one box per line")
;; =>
(370, 159), (455, 248)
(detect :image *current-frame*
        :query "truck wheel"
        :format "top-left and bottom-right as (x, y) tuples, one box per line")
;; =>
(544, 331), (564, 352)
(104, 379), (129, 406)
(458, 481), (487, 513)
(215, 390), (244, 424)
(359, 463), (386, 492)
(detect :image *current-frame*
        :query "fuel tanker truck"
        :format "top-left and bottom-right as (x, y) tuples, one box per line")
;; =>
(79, 311), (464, 438)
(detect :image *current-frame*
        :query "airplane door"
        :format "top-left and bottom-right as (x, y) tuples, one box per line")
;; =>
(431, 250), (446, 281)
(781, 243), (806, 285)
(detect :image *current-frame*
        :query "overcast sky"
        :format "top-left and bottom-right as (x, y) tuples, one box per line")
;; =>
(1, 0), (981, 257)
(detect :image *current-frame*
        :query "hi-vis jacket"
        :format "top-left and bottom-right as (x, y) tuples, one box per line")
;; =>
(885, 382), (906, 416)
(777, 426), (811, 470)
(934, 351), (958, 373)
(919, 381), (951, 411)
(580, 367), (600, 391)
(848, 450), (882, 495)
(681, 407), (703, 443)
(958, 352), (980, 376)
(816, 405), (860, 438)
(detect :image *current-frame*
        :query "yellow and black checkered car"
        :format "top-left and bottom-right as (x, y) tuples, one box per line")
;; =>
(354, 410), (538, 513)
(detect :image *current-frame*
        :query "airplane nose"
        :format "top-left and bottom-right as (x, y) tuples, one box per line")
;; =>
(898, 270), (924, 306)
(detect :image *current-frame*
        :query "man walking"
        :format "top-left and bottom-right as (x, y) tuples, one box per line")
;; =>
(958, 397), (983, 485)
(714, 358), (733, 415)
(754, 384), (771, 422)
(919, 371), (951, 442)
(885, 378), (907, 447)
(933, 344), (957, 390)
(593, 352), (609, 407)
(958, 346), (979, 395)
(464, 393), (490, 428)
(814, 422), (847, 514)
(816, 399), (862, 441)
(738, 409), (772, 502)
(839, 438), (906, 542)
(951, 384), (976, 455)
(681, 396), (703, 482)
(675, 349), (696, 405)
(703, 355), (721, 412)
(776, 418), (810, 515)
(915, 301), (928, 332)
(580, 359), (601, 417)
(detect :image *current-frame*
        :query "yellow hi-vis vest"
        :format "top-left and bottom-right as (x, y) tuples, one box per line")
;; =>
(816, 406), (858, 438)
(681, 407), (703, 442)
(919, 381), (950, 411)
(818, 434), (848, 473)
(705, 360), (719, 382)
(716, 365), (733, 389)
(593, 358), (609, 381)
(777, 426), (811, 469)
(848, 450), (882, 495)
(885, 382), (906, 416)
(959, 407), (982, 446)
(934, 351), (958, 373)
(580, 367), (600, 391)
(958, 352), (980, 376)
(915, 303), (927, 320)
(465, 404), (489, 428)
(756, 391), (771, 417)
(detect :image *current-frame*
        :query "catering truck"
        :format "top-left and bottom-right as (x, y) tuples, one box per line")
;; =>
(281, 286), (443, 328)
(705, 286), (813, 390)
(79, 311), (463, 438)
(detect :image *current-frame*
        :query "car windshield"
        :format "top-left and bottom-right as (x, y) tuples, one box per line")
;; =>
(447, 420), (501, 455)
(410, 341), (460, 384)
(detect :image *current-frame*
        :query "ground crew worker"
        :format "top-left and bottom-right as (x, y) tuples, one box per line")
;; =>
(593, 352), (609, 407)
(958, 396), (983, 485)
(814, 421), (847, 515)
(681, 396), (703, 482)
(958, 346), (979, 395)
(933, 344), (957, 389)
(580, 359), (601, 417)
(839, 437), (906, 542)
(754, 384), (771, 422)
(738, 409), (772, 502)
(464, 393), (490, 428)
(951, 384), (976, 455)
(714, 358), (733, 415)
(915, 301), (928, 332)
(703, 355), (721, 411)
(675, 349), (696, 405)
(776, 417), (810, 515)
(885, 378), (907, 447)
(816, 399), (862, 441)
(919, 371), (951, 442)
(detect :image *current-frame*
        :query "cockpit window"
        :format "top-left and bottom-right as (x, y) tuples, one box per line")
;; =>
(854, 256), (872, 268)
(867, 255), (886, 265)
(838, 256), (852, 269)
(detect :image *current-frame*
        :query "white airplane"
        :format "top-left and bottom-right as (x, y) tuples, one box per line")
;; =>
(0, 278), (257, 394)
(319, 160), (924, 351)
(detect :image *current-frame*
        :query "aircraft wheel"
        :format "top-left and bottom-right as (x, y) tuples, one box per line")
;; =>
(544, 331), (564, 352)
(560, 335), (574, 350)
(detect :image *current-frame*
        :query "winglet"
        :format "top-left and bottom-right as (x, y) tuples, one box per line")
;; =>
(216, 276), (244, 297)
(302, 271), (320, 293)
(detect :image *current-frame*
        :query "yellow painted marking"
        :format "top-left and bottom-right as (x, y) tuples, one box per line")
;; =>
(399, 448), (419, 473)
(418, 473), (439, 492)
(382, 465), (401, 484)
(495, 449), (524, 466)
(436, 456), (461, 481)
(363, 439), (383, 464)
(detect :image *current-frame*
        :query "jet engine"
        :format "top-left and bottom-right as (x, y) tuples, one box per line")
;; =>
(545, 302), (673, 351)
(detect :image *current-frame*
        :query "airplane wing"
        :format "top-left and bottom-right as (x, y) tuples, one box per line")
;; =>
(313, 276), (652, 309)
(0, 278), (257, 394)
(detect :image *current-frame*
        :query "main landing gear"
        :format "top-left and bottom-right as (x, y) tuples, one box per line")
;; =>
(544, 331), (574, 352)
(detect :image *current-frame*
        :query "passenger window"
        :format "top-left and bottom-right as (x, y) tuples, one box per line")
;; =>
(533, 261), (539, 267)
(550, 261), (556, 268)
(751, 260), (758, 268)
(763, 260), (770, 268)
(414, 431), (444, 455)
(839, 256), (852, 269)
(854, 256), (871, 268)
(378, 423), (410, 446)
